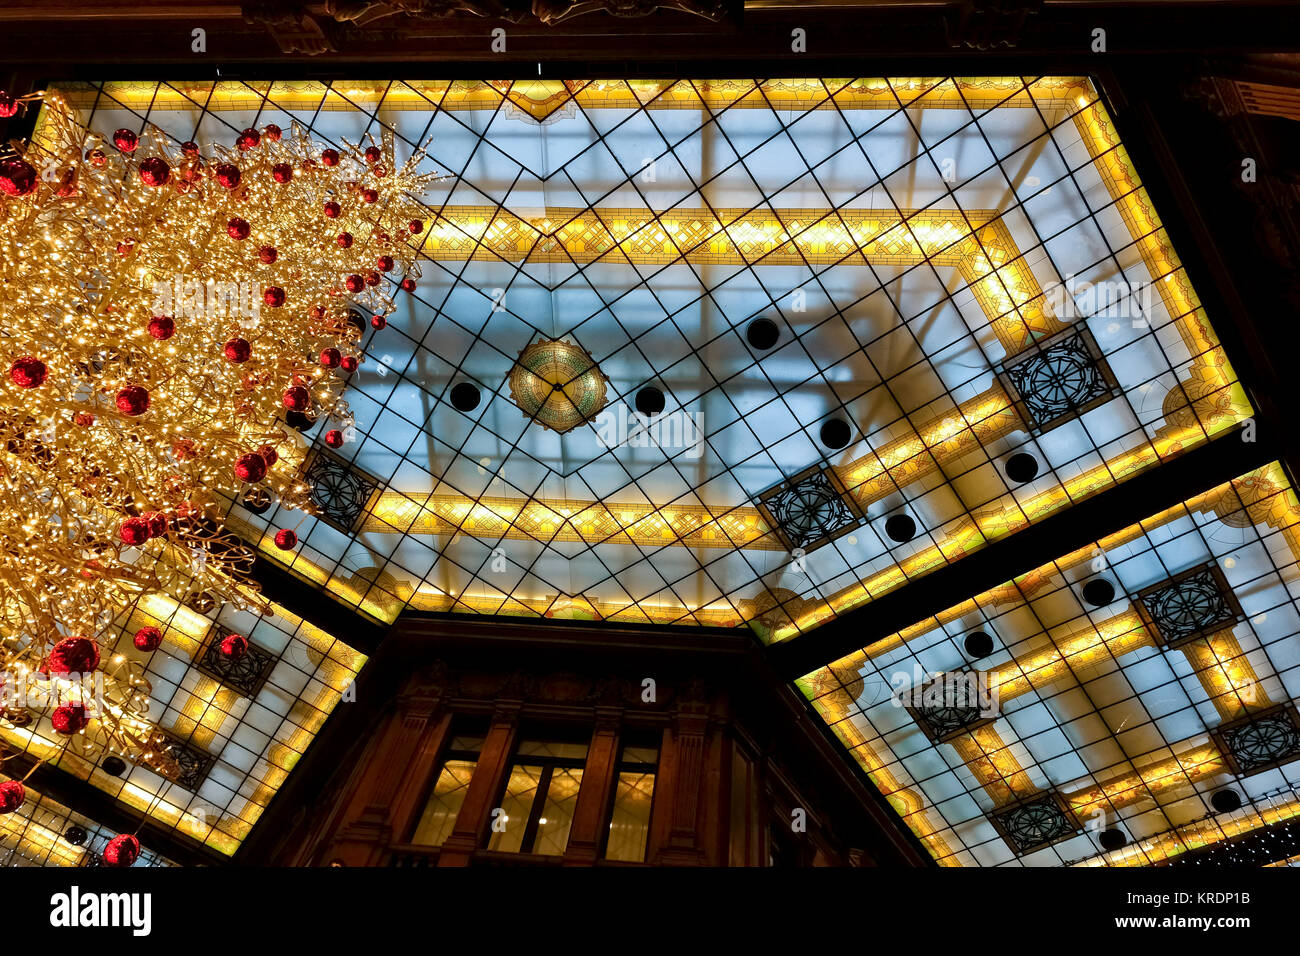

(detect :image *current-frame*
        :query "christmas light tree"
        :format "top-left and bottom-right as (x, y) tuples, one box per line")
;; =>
(0, 93), (438, 770)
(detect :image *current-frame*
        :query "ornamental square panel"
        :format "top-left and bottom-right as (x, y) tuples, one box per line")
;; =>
(1211, 704), (1300, 777)
(754, 464), (866, 553)
(195, 626), (278, 699)
(1135, 562), (1245, 649)
(303, 448), (383, 534)
(995, 325), (1120, 434)
(990, 792), (1081, 855)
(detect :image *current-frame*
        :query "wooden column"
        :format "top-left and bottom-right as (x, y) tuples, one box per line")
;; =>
(652, 685), (709, 865)
(562, 707), (622, 865)
(319, 691), (446, 866)
(436, 701), (520, 867)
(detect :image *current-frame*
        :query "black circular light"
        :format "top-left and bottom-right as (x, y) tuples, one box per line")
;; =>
(635, 386), (666, 417)
(450, 382), (481, 412)
(1005, 452), (1040, 484)
(964, 631), (995, 659)
(64, 825), (88, 846)
(1211, 789), (1243, 813)
(101, 756), (127, 777)
(819, 418), (851, 450)
(1081, 578), (1116, 607)
(1099, 828), (1128, 851)
(285, 409), (318, 432)
(746, 317), (780, 350)
(884, 513), (917, 543)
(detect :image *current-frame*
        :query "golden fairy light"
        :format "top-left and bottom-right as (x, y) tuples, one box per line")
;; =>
(0, 95), (438, 760)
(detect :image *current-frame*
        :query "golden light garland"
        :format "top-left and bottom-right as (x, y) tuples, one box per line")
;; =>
(0, 94), (438, 770)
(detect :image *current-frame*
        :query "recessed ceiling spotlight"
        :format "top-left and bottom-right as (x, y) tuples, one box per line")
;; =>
(884, 513), (917, 543)
(1211, 789), (1242, 813)
(1005, 452), (1039, 484)
(450, 381), (481, 412)
(819, 418), (851, 449)
(635, 385), (666, 416)
(101, 756), (127, 777)
(964, 631), (995, 659)
(1099, 828), (1128, 851)
(746, 317), (780, 350)
(1081, 578), (1116, 607)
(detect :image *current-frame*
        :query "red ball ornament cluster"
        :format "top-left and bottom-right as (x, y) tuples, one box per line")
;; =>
(236, 128), (261, 151)
(215, 163), (241, 189)
(325, 429), (344, 448)
(227, 217), (251, 240)
(324, 201), (341, 219)
(103, 834), (141, 868)
(233, 453), (268, 484)
(112, 129), (139, 152)
(272, 162), (293, 183)
(263, 286), (286, 308)
(148, 315), (176, 339)
(0, 781), (24, 814)
(274, 528), (298, 550)
(371, 314), (387, 330)
(364, 145), (382, 164)
(0, 158), (38, 196)
(282, 385), (310, 411)
(345, 274), (364, 293)
(337, 232), (353, 248)
(264, 124), (283, 142)
(51, 702), (89, 736)
(115, 385), (150, 416)
(133, 626), (162, 651)
(138, 157), (170, 187)
(220, 633), (249, 660)
(9, 356), (47, 388)
(258, 245), (278, 264)
(319, 347), (341, 368)
(321, 149), (340, 167)
(223, 338), (251, 363)
(47, 636), (100, 675)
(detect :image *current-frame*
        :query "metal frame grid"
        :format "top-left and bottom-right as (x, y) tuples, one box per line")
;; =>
(799, 462), (1300, 866)
(53, 76), (1248, 646)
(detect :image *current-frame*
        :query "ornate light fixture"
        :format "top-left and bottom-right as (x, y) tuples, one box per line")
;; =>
(507, 337), (609, 433)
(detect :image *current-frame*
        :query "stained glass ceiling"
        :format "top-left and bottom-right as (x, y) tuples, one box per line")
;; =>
(800, 462), (1300, 867)
(53, 76), (1249, 648)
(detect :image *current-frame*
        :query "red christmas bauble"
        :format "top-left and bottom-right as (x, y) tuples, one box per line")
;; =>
(376, 255), (395, 272)
(319, 347), (341, 368)
(408, 220), (423, 233)
(147, 315), (175, 339)
(258, 245), (277, 264)
(144, 511), (168, 538)
(112, 129), (138, 152)
(0, 158), (38, 196)
(364, 145), (382, 164)
(51, 702), (89, 735)
(274, 528), (298, 550)
(119, 516), (151, 546)
(344, 274), (364, 293)
(400, 277), (416, 292)
(215, 163), (241, 189)
(263, 124), (282, 142)
(138, 157), (170, 186)
(220, 633), (249, 659)
(48, 636), (100, 675)
(9, 356), (47, 388)
(263, 286), (286, 308)
(340, 355), (359, 372)
(223, 338), (251, 363)
(282, 385), (310, 411)
(0, 781), (25, 814)
(337, 232), (353, 248)
(361, 188), (379, 204)
(271, 162), (293, 184)
(0, 93), (18, 119)
(86, 148), (107, 168)
(181, 141), (199, 156)
(233, 452), (267, 483)
(321, 149), (340, 167)
(257, 443), (279, 467)
(324, 429), (344, 448)
(308, 305), (326, 320)
(373, 166), (387, 179)
(365, 271), (381, 287)
(371, 314), (387, 330)
(227, 217), (251, 240)
(236, 128), (261, 151)
(133, 626), (162, 651)
(115, 385), (150, 416)
(73, 412), (95, 427)
(103, 834), (140, 867)
(323, 201), (341, 219)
